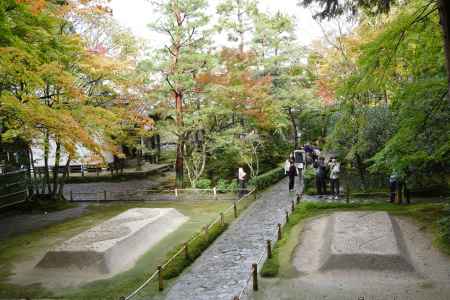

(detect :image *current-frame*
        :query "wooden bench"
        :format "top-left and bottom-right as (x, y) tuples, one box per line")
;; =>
(69, 165), (84, 176)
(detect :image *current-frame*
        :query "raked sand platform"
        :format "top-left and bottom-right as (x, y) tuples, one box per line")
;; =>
(36, 208), (188, 274)
(253, 211), (450, 300)
(319, 212), (415, 272)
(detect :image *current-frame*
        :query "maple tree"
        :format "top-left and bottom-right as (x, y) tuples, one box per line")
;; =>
(0, 0), (153, 200)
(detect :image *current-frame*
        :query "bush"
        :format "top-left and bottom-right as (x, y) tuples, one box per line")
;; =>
(303, 168), (316, 192)
(216, 179), (229, 193)
(248, 167), (286, 191)
(195, 178), (212, 189)
(228, 179), (238, 191)
(438, 207), (450, 251)
(162, 222), (228, 279)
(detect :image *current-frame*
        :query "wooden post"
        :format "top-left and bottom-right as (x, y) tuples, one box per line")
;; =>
(252, 263), (258, 291)
(70, 190), (73, 202)
(204, 226), (209, 240)
(220, 212), (224, 226)
(233, 201), (238, 218)
(285, 210), (289, 223)
(266, 240), (272, 259)
(158, 265), (163, 291)
(175, 188), (178, 199)
(396, 182), (403, 204)
(291, 199), (295, 212)
(213, 187), (217, 199)
(346, 183), (350, 204)
(296, 193), (300, 204)
(104, 190), (107, 201)
(277, 223), (282, 240)
(184, 242), (189, 260)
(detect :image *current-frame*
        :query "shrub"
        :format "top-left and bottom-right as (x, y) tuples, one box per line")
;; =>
(248, 167), (285, 191)
(303, 168), (316, 192)
(438, 207), (450, 250)
(228, 179), (238, 191)
(216, 179), (229, 193)
(162, 222), (228, 279)
(195, 178), (212, 189)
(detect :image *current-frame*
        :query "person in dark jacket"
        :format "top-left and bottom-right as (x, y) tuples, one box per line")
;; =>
(389, 171), (398, 203)
(315, 157), (327, 195)
(287, 159), (298, 192)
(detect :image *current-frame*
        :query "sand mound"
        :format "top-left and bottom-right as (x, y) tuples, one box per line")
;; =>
(36, 208), (188, 274)
(319, 212), (415, 272)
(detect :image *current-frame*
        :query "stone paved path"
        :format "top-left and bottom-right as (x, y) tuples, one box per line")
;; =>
(165, 177), (298, 300)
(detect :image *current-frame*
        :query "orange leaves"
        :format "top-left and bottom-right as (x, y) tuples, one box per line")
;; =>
(315, 79), (335, 106)
(203, 48), (276, 129)
(16, 0), (46, 15)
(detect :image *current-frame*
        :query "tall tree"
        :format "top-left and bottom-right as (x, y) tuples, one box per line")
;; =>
(150, 0), (211, 187)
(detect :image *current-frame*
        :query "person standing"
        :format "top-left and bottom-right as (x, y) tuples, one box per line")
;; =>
(287, 160), (298, 192)
(389, 171), (398, 203)
(329, 158), (340, 199)
(238, 167), (247, 198)
(284, 158), (290, 175)
(315, 157), (327, 195)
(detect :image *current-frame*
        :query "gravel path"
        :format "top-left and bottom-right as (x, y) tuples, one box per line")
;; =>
(0, 204), (89, 240)
(165, 177), (297, 300)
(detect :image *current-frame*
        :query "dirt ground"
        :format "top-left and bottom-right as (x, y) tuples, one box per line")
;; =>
(253, 213), (450, 300)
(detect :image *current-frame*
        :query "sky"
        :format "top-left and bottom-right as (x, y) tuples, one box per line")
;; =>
(107, 0), (345, 48)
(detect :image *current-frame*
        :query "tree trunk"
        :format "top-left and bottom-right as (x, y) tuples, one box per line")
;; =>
(43, 131), (52, 195)
(156, 134), (161, 163)
(52, 140), (61, 199)
(58, 156), (71, 200)
(354, 154), (366, 191)
(288, 107), (298, 150)
(175, 92), (184, 188)
(25, 147), (33, 198)
(438, 0), (450, 103)
(28, 146), (39, 196)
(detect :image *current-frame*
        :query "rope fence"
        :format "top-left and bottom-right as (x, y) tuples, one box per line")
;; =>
(68, 187), (251, 202)
(119, 189), (257, 300)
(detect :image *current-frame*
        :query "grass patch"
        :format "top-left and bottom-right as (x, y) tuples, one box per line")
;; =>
(261, 201), (450, 277)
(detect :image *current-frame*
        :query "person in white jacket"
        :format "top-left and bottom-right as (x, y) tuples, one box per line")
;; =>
(238, 167), (247, 197)
(328, 158), (340, 199)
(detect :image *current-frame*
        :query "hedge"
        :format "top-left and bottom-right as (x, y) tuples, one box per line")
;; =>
(248, 167), (286, 191)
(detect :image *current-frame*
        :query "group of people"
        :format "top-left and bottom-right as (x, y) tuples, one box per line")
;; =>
(314, 156), (341, 199)
(284, 149), (341, 199)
